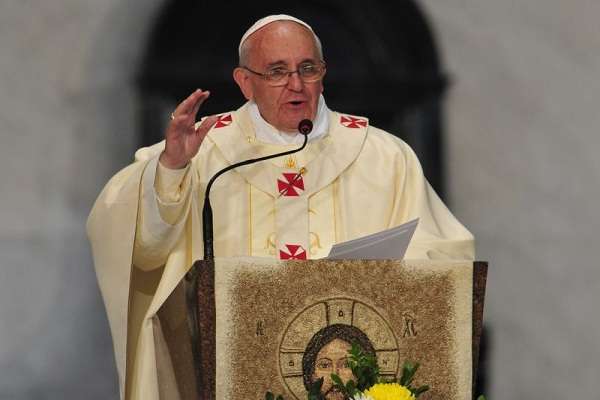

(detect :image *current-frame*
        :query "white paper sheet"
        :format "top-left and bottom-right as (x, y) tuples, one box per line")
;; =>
(327, 219), (418, 260)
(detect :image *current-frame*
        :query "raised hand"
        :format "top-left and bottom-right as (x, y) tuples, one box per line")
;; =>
(159, 89), (219, 169)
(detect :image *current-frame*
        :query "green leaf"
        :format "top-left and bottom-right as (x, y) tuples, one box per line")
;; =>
(307, 377), (324, 400)
(331, 373), (344, 388)
(477, 396), (487, 400)
(331, 374), (357, 397)
(400, 361), (419, 387)
(264, 392), (286, 400)
(346, 379), (357, 396)
(345, 342), (380, 392)
(412, 385), (430, 397)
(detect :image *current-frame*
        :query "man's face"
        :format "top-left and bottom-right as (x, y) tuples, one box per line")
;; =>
(312, 338), (354, 400)
(234, 22), (324, 132)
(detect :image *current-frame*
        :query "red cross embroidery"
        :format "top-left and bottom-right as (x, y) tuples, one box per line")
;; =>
(277, 172), (304, 197)
(340, 115), (367, 128)
(214, 114), (232, 128)
(279, 244), (307, 260)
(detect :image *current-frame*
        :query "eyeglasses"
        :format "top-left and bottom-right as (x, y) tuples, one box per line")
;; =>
(241, 61), (326, 87)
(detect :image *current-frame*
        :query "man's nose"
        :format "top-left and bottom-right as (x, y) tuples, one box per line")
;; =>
(334, 363), (343, 375)
(286, 71), (304, 91)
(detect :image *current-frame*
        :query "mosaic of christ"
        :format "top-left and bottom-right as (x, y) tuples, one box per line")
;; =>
(302, 324), (376, 399)
(278, 298), (400, 400)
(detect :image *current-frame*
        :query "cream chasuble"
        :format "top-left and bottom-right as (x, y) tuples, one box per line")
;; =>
(87, 102), (475, 400)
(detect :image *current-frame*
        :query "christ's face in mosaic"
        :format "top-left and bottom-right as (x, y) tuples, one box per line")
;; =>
(301, 323), (378, 400)
(312, 338), (355, 400)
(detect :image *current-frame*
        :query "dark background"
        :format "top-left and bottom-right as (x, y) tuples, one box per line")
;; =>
(138, 0), (448, 196)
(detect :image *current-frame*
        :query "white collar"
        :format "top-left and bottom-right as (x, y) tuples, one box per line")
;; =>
(248, 95), (330, 145)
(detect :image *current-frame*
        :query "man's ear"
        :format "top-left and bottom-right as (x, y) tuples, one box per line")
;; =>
(233, 68), (253, 100)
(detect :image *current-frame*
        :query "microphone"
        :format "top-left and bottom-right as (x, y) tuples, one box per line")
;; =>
(201, 119), (312, 261)
(298, 119), (313, 135)
(184, 119), (313, 400)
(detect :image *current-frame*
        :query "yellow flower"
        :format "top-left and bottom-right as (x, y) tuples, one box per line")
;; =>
(363, 383), (415, 400)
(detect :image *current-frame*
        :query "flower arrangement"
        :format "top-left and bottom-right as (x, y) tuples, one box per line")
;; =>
(355, 382), (415, 400)
(266, 342), (487, 400)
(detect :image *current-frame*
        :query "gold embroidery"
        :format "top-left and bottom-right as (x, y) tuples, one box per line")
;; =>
(284, 155), (297, 169)
(309, 231), (322, 255)
(265, 232), (277, 255)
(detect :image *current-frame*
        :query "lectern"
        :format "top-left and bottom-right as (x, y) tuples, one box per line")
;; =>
(154, 258), (487, 400)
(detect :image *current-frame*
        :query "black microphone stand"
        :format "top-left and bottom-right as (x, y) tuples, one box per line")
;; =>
(185, 119), (312, 399)
(202, 120), (311, 261)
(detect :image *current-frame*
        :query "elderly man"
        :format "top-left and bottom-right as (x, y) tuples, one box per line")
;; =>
(88, 14), (474, 400)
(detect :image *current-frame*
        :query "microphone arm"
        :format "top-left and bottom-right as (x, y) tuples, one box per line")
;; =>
(202, 119), (312, 260)
(184, 120), (312, 400)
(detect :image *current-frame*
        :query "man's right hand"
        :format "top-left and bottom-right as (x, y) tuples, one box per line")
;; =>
(159, 89), (219, 169)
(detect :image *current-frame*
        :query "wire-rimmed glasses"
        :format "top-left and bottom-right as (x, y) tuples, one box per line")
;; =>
(241, 61), (326, 86)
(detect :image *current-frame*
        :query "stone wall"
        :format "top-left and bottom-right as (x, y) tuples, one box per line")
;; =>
(422, 1), (600, 398)
(0, 1), (162, 398)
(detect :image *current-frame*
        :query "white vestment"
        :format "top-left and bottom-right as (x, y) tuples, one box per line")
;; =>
(87, 102), (474, 399)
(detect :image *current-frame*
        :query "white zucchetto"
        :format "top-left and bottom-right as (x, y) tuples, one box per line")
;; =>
(238, 14), (315, 56)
